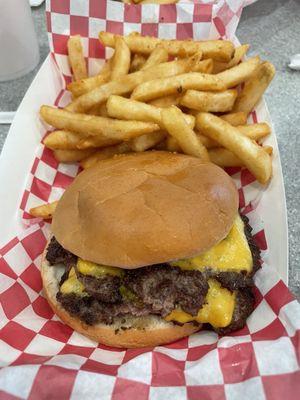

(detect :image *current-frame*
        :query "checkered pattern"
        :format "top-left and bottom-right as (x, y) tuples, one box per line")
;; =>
(44, 0), (243, 78)
(6, 0), (297, 398)
(0, 215), (299, 400)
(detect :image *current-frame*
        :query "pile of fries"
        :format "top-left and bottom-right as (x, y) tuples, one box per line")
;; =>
(31, 32), (275, 218)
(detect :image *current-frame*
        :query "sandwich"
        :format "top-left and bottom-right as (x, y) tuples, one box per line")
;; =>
(42, 151), (260, 348)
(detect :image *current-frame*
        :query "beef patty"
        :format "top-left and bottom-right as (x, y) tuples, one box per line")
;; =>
(56, 287), (254, 335)
(46, 236), (77, 268)
(46, 213), (261, 333)
(124, 265), (208, 317)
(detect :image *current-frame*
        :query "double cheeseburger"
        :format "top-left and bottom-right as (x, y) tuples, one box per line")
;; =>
(42, 152), (260, 348)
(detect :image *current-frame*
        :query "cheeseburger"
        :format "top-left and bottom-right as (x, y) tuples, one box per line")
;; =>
(42, 152), (260, 348)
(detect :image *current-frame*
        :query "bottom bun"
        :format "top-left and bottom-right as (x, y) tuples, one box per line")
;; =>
(41, 255), (201, 348)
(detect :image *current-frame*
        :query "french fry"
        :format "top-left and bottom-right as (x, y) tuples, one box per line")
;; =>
(180, 89), (237, 112)
(67, 58), (113, 98)
(213, 44), (250, 74)
(209, 148), (243, 167)
(43, 130), (86, 150)
(192, 58), (214, 74)
(220, 112), (247, 126)
(131, 131), (166, 152)
(80, 142), (132, 169)
(196, 112), (272, 183)
(148, 95), (181, 108)
(54, 149), (97, 163)
(131, 72), (226, 102)
(166, 136), (181, 152)
(209, 145), (273, 168)
(29, 201), (58, 219)
(162, 106), (209, 160)
(99, 31), (234, 61)
(236, 123), (271, 141)
(40, 106), (160, 140)
(67, 73), (110, 98)
(130, 54), (147, 72)
(98, 57), (114, 75)
(66, 58), (195, 112)
(106, 95), (195, 128)
(110, 37), (131, 80)
(140, 45), (169, 70)
(197, 134), (217, 149)
(88, 103), (109, 117)
(197, 123), (271, 148)
(233, 61), (276, 114)
(175, 52), (213, 73)
(67, 35), (87, 81)
(190, 110), (247, 126)
(44, 130), (119, 150)
(77, 136), (120, 149)
(216, 56), (260, 88)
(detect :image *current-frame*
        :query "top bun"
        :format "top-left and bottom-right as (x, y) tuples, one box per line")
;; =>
(52, 151), (238, 268)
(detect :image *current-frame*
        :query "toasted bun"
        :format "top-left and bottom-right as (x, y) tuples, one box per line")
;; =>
(52, 151), (238, 268)
(41, 250), (200, 348)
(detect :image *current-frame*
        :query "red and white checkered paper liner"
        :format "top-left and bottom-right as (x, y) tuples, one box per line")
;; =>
(0, 213), (299, 399)
(0, 0), (299, 398)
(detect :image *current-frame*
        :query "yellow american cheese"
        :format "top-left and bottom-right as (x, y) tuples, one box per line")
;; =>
(165, 279), (235, 328)
(60, 267), (86, 295)
(77, 258), (124, 277)
(171, 215), (252, 273)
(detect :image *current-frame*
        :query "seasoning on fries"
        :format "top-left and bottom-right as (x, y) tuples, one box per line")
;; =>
(36, 30), (276, 200)
(99, 31), (234, 61)
(131, 72), (226, 102)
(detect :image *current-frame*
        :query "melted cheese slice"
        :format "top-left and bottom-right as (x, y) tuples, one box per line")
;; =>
(171, 215), (252, 273)
(165, 279), (235, 328)
(77, 258), (123, 277)
(60, 267), (87, 295)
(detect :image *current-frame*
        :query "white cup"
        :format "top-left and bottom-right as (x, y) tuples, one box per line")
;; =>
(0, 0), (40, 82)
